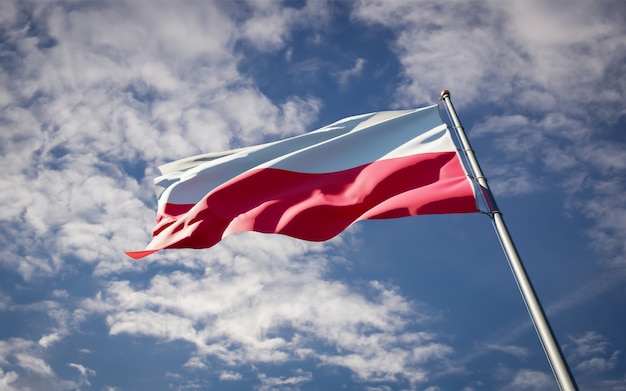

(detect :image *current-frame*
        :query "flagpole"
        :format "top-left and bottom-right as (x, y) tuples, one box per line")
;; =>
(439, 90), (578, 391)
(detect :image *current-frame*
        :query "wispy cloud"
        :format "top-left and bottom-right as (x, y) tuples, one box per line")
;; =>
(484, 343), (529, 359)
(0, 338), (79, 390)
(238, 0), (332, 51)
(567, 331), (620, 373)
(336, 58), (367, 87)
(502, 369), (554, 391)
(258, 371), (313, 391)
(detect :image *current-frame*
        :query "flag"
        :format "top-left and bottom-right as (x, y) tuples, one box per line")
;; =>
(126, 105), (477, 259)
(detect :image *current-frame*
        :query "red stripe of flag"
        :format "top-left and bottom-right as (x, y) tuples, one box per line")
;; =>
(126, 151), (476, 259)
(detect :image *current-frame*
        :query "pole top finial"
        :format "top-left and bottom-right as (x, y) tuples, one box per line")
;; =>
(440, 90), (450, 100)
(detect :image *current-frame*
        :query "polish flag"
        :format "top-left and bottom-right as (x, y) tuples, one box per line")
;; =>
(127, 105), (477, 259)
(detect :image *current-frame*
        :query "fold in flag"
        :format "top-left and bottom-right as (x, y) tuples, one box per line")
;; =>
(127, 105), (477, 259)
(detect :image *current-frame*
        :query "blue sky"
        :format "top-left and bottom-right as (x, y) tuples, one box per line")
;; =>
(1, 1), (625, 390)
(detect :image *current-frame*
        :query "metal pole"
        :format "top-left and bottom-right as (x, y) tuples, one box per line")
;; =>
(440, 90), (578, 391)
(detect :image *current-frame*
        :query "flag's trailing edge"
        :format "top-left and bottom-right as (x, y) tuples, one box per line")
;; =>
(126, 105), (478, 259)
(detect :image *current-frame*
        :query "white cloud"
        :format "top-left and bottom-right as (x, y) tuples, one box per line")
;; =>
(0, 338), (79, 390)
(576, 353), (620, 373)
(38, 332), (62, 348)
(183, 356), (208, 370)
(484, 344), (529, 359)
(80, 233), (451, 383)
(107, 308), (199, 344)
(569, 331), (609, 358)
(238, 0), (332, 51)
(68, 363), (88, 375)
(353, 0), (521, 106)
(566, 331), (621, 376)
(220, 370), (243, 381)
(497, 0), (623, 101)
(257, 371), (313, 391)
(599, 375), (626, 391)
(51, 289), (69, 299)
(354, 0), (626, 111)
(336, 58), (367, 87)
(481, 165), (538, 198)
(68, 362), (95, 379)
(0, 292), (10, 311)
(502, 369), (554, 391)
(0, 368), (19, 391)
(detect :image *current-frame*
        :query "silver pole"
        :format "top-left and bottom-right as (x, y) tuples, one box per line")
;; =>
(440, 90), (578, 391)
